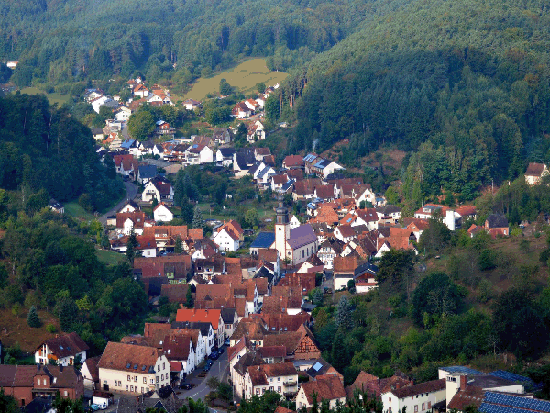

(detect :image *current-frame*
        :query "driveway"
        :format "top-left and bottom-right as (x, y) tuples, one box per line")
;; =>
(98, 181), (138, 225)
(178, 350), (229, 402)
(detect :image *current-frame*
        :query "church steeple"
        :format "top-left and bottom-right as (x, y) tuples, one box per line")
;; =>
(275, 201), (291, 263)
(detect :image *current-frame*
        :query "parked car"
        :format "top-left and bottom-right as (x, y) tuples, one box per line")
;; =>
(206, 359), (214, 366)
(224, 338), (230, 346)
(90, 405), (101, 411)
(180, 383), (194, 390)
(209, 351), (219, 360)
(218, 347), (225, 354)
(203, 364), (211, 372)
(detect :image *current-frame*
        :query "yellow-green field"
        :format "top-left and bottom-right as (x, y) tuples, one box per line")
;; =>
(183, 59), (288, 101)
(19, 87), (71, 106)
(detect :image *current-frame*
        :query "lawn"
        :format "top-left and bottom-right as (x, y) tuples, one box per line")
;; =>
(19, 87), (71, 106)
(95, 248), (126, 266)
(64, 201), (96, 221)
(183, 59), (288, 101)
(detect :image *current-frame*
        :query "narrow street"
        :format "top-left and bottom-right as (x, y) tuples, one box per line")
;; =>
(177, 351), (229, 402)
(98, 181), (137, 225)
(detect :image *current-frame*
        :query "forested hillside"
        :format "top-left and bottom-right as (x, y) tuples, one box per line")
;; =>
(0, 0), (413, 88)
(0, 93), (122, 210)
(278, 0), (550, 201)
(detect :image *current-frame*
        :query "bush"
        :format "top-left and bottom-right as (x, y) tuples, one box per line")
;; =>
(46, 324), (57, 333)
(27, 306), (41, 328)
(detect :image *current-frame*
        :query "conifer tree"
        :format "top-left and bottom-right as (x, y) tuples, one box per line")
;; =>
(192, 205), (204, 229)
(27, 306), (40, 328)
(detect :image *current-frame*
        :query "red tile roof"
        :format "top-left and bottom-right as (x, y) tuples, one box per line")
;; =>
(175, 308), (222, 329)
(301, 374), (346, 404)
(525, 162), (546, 176)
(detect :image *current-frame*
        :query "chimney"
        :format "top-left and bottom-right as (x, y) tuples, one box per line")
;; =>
(460, 375), (467, 391)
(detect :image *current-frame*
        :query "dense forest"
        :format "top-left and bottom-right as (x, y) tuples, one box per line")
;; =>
(0, 0), (414, 89)
(0, 93), (122, 211)
(271, 0), (550, 202)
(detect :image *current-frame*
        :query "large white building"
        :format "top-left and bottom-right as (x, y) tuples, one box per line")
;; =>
(97, 342), (170, 394)
(381, 378), (446, 413)
(275, 203), (318, 266)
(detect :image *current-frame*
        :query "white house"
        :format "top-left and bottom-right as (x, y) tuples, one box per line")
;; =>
(163, 336), (195, 377)
(92, 96), (110, 114)
(244, 363), (299, 399)
(97, 342), (170, 393)
(35, 333), (89, 366)
(212, 220), (244, 252)
(185, 144), (214, 165)
(296, 375), (347, 410)
(323, 161), (345, 178)
(142, 178), (174, 203)
(153, 204), (173, 222)
(381, 379), (446, 413)
(115, 106), (132, 122)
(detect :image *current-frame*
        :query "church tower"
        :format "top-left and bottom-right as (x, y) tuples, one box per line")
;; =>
(275, 202), (291, 263)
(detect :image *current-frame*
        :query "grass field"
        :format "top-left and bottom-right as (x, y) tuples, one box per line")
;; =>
(19, 87), (71, 106)
(64, 201), (96, 221)
(0, 307), (59, 351)
(183, 59), (288, 101)
(96, 248), (126, 266)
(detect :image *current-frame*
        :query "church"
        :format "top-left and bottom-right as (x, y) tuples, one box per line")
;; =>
(275, 203), (318, 266)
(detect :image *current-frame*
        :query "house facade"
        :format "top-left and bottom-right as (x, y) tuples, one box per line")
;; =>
(35, 332), (89, 366)
(381, 379), (446, 413)
(97, 342), (170, 394)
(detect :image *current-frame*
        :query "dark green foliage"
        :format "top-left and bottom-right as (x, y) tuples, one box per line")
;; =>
(0, 94), (122, 210)
(418, 218), (451, 254)
(0, 388), (18, 413)
(26, 305), (40, 328)
(219, 79), (233, 96)
(411, 272), (463, 327)
(192, 205), (204, 230)
(286, 0), (550, 198)
(128, 111), (155, 140)
(126, 230), (138, 264)
(493, 289), (549, 359)
(185, 286), (193, 308)
(478, 249), (497, 271)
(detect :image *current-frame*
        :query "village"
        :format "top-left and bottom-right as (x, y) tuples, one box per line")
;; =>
(2, 74), (550, 413)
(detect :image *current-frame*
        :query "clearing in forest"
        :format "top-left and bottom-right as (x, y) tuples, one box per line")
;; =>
(183, 59), (288, 101)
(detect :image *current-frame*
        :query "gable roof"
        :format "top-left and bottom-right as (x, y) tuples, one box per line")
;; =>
(283, 155), (305, 168)
(301, 375), (346, 404)
(175, 308), (222, 329)
(97, 342), (161, 373)
(38, 332), (89, 358)
(525, 162), (546, 177)
(388, 378), (445, 398)
(486, 214), (509, 229)
(288, 225), (317, 250)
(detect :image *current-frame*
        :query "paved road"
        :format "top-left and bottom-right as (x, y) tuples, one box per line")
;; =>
(178, 351), (229, 402)
(98, 181), (138, 224)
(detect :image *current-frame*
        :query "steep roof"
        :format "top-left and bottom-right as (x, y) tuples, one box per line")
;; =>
(486, 214), (509, 229)
(175, 308), (222, 330)
(301, 375), (346, 404)
(388, 378), (445, 398)
(39, 332), (89, 359)
(333, 256), (358, 274)
(97, 342), (161, 373)
(160, 284), (190, 303)
(283, 155), (305, 168)
(525, 162), (546, 176)
(83, 356), (101, 383)
(447, 386), (484, 411)
(288, 225), (317, 250)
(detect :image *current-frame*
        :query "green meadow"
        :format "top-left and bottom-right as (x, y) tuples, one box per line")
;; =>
(183, 59), (288, 101)
(20, 87), (71, 106)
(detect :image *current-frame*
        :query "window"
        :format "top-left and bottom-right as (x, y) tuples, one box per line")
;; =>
(134, 376), (137, 382)
(163, 363), (165, 370)
(422, 403), (425, 410)
(144, 378), (147, 384)
(427, 402), (431, 409)
(414, 406), (418, 412)
(278, 377), (280, 382)
(127, 375), (131, 381)
(269, 386), (274, 391)
(64, 391), (68, 397)
(141, 387), (144, 393)
(126, 385), (128, 391)
(44, 379), (47, 385)
(156, 376), (159, 383)
(131, 386), (134, 392)
(278, 386), (281, 392)
(256, 389), (260, 395)
(150, 379), (154, 384)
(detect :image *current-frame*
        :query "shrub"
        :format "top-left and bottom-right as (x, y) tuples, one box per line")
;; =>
(46, 324), (57, 333)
